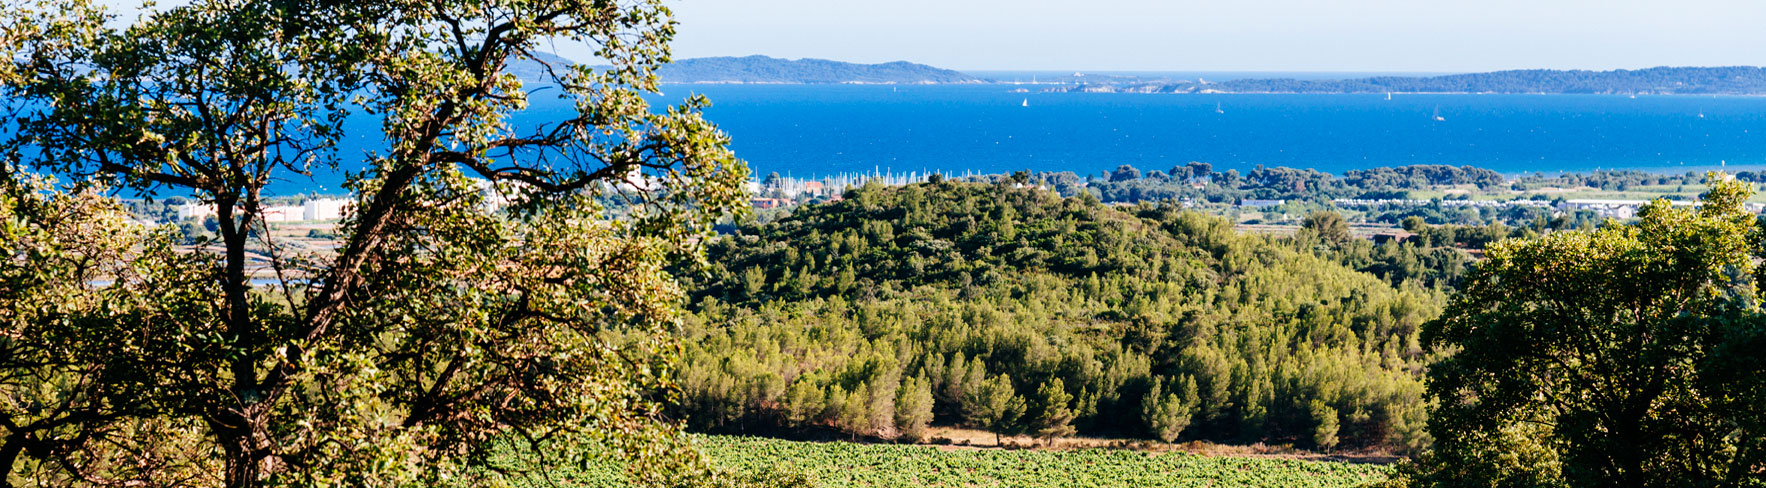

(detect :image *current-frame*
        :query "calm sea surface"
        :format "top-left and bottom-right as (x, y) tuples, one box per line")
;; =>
(293, 84), (1766, 194)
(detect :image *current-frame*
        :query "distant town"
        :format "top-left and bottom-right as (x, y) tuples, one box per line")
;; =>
(146, 165), (1763, 233)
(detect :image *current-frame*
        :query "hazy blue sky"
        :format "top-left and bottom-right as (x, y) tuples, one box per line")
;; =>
(664, 0), (1766, 72)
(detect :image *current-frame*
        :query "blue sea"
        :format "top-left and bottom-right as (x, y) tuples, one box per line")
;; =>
(291, 83), (1766, 194)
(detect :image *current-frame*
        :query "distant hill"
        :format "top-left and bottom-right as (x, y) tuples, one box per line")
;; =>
(507, 53), (983, 85)
(1064, 67), (1766, 95)
(506, 51), (580, 81)
(655, 55), (983, 84)
(673, 180), (1441, 451)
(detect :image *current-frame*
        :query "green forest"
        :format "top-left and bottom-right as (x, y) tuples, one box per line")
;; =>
(673, 178), (1451, 451)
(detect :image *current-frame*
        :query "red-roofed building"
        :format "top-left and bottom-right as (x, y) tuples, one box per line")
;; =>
(752, 198), (791, 209)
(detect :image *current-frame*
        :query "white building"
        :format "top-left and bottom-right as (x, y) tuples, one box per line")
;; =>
(174, 198), (349, 223)
(475, 178), (537, 213)
(176, 202), (217, 221)
(617, 166), (658, 192)
(302, 198), (350, 221)
(1559, 199), (1695, 219)
(261, 205), (305, 222)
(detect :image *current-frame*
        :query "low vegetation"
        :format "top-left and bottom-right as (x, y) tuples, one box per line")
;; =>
(529, 435), (1391, 488)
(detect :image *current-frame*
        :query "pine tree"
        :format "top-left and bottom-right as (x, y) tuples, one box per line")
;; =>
(835, 266), (856, 294)
(959, 359), (987, 408)
(1142, 377), (1198, 443)
(868, 375), (901, 438)
(1302, 211), (1353, 247)
(895, 376), (936, 442)
(785, 379), (826, 427)
(962, 374), (1026, 446)
(792, 266), (815, 297)
(1310, 400), (1340, 451)
(942, 353), (970, 403)
(822, 384), (849, 428)
(839, 383), (871, 439)
(1030, 378), (1077, 443)
(743, 266), (768, 299)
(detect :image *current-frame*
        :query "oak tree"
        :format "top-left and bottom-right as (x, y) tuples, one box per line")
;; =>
(2, 0), (751, 486)
(1418, 174), (1766, 487)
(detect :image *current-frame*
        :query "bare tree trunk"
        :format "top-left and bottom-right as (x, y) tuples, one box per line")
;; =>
(222, 438), (258, 488)
(216, 194), (266, 488)
(0, 430), (27, 488)
(215, 409), (268, 488)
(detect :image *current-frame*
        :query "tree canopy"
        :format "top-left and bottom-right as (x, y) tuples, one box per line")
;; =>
(1411, 174), (1766, 487)
(1, 0), (752, 486)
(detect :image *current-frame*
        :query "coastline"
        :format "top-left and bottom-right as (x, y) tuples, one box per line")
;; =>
(655, 81), (1766, 96)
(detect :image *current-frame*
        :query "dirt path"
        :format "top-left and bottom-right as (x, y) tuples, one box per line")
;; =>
(919, 427), (1402, 465)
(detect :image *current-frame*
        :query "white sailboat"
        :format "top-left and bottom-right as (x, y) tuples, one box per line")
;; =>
(1385, 92), (1392, 101)
(1698, 109), (1706, 119)
(1215, 102), (1224, 114)
(1432, 105), (1445, 122)
(1022, 98), (1029, 107)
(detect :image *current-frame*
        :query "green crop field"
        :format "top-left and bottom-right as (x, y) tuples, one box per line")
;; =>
(535, 435), (1393, 488)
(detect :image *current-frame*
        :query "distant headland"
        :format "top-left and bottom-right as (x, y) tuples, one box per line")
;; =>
(519, 53), (1766, 94)
(654, 55), (984, 84)
(511, 53), (982, 85)
(1049, 66), (1766, 95)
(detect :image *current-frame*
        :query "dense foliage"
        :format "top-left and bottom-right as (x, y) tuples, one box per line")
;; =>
(673, 180), (1443, 452)
(0, 0), (760, 487)
(0, 176), (223, 485)
(1289, 212), (1473, 290)
(1406, 175), (1766, 487)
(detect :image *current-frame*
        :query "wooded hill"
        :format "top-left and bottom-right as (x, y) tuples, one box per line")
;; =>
(672, 179), (1450, 452)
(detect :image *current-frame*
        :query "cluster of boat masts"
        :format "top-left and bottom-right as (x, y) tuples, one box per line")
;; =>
(1018, 91), (1706, 121)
